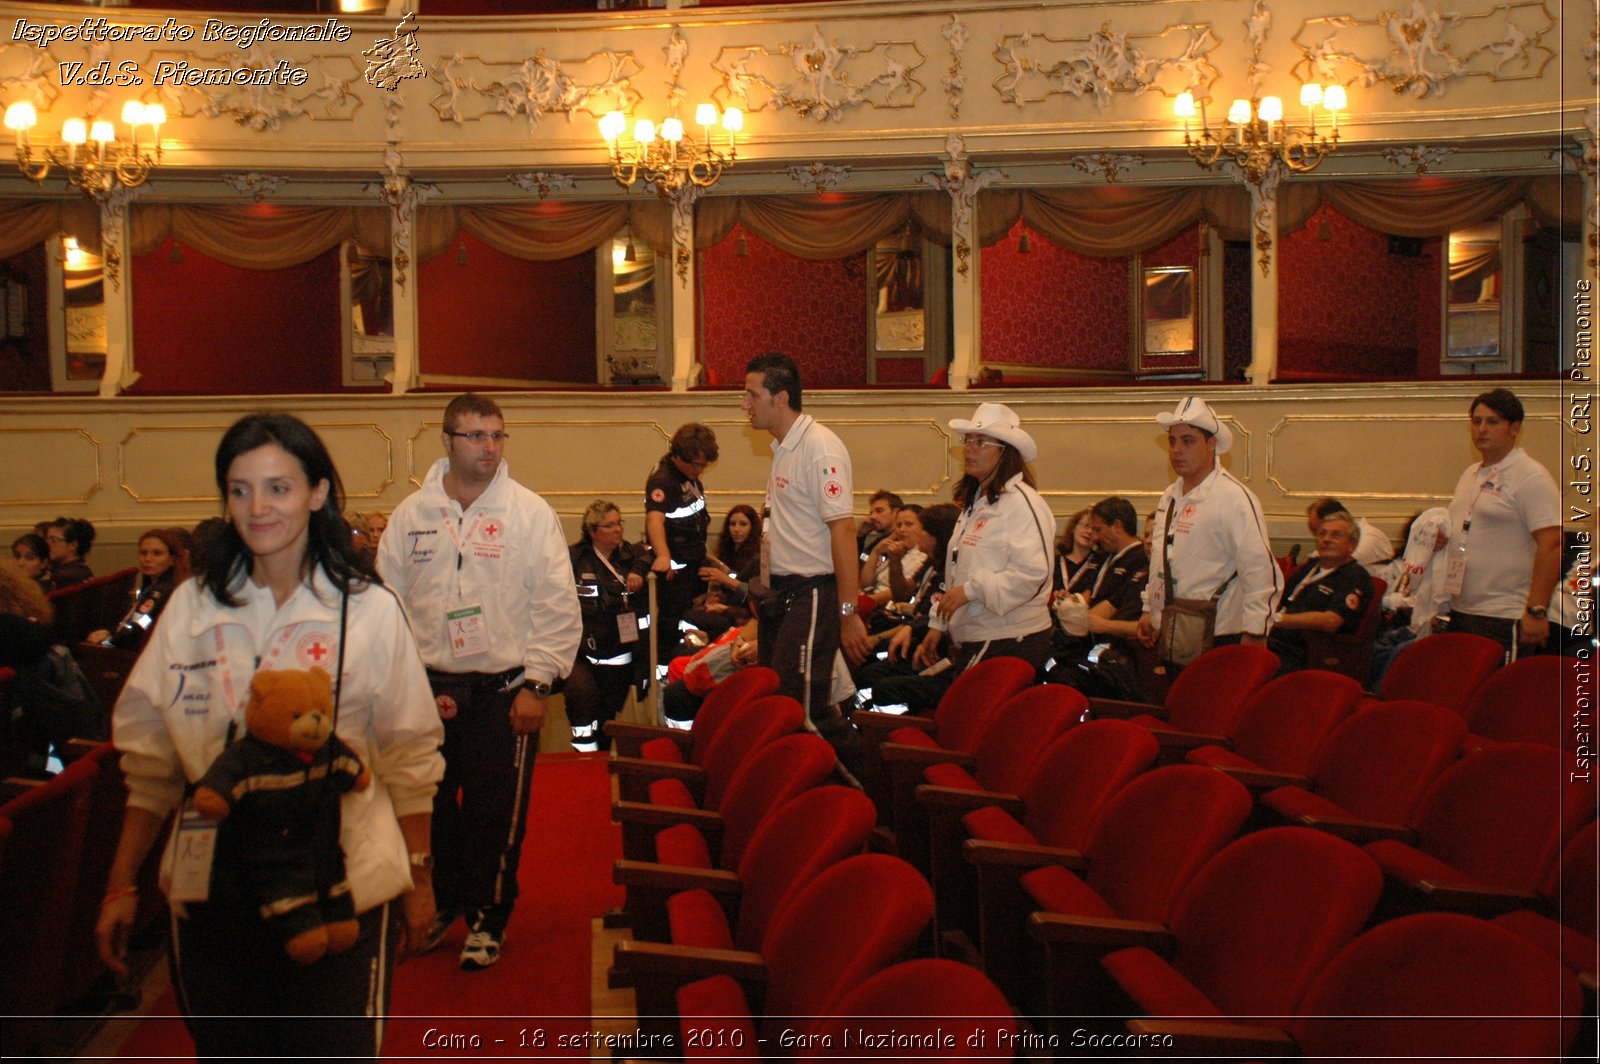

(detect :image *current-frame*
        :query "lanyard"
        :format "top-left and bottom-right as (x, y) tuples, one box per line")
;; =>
(438, 507), (484, 554)
(1283, 565), (1336, 606)
(593, 544), (629, 587)
(1090, 542), (1138, 600)
(212, 623), (305, 721)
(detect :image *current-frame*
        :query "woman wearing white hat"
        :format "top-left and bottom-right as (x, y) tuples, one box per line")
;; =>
(911, 402), (1057, 682)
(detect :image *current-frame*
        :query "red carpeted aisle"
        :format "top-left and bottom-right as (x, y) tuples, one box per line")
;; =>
(112, 752), (621, 1060)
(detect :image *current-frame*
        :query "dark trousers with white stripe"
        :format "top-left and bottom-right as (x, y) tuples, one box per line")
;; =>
(172, 897), (399, 1059)
(427, 670), (535, 938)
(756, 575), (840, 728)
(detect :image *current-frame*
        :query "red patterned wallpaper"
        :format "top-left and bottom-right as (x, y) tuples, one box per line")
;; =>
(419, 231), (597, 383)
(131, 239), (348, 394)
(1279, 206), (1441, 377)
(980, 221), (1129, 370)
(698, 227), (869, 389)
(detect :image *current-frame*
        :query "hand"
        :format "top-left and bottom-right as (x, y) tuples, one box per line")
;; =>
(87, 628), (110, 644)
(509, 688), (546, 735)
(912, 630), (944, 670)
(625, 573), (644, 593)
(1136, 612), (1156, 648)
(399, 878), (436, 958)
(731, 636), (758, 667)
(1240, 632), (1266, 647)
(95, 891), (138, 980)
(1521, 613), (1551, 648)
(882, 537), (908, 559)
(934, 584), (970, 622)
(841, 612), (872, 667)
(885, 624), (913, 662)
(651, 555), (674, 579)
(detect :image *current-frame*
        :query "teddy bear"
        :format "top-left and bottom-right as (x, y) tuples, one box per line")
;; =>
(194, 668), (370, 966)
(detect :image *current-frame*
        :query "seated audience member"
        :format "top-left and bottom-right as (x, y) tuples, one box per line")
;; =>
(1307, 497), (1393, 576)
(857, 489), (903, 559)
(1268, 509), (1375, 673)
(11, 533), (51, 588)
(689, 504), (762, 637)
(860, 504), (929, 605)
(187, 517), (230, 574)
(346, 511), (373, 567)
(87, 527), (190, 651)
(1368, 507), (1451, 688)
(1047, 507), (1102, 665)
(0, 565), (101, 775)
(568, 500), (651, 751)
(662, 619), (759, 726)
(1046, 496), (1150, 694)
(364, 510), (388, 547)
(852, 503), (962, 711)
(44, 516), (95, 590)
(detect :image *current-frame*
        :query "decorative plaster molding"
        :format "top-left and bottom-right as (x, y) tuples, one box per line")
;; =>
(664, 26), (689, 112)
(992, 22), (1218, 110)
(1382, 145), (1456, 174)
(786, 161), (852, 192)
(147, 51), (365, 130)
(1293, 0), (1556, 100)
(666, 184), (702, 288)
(507, 171), (577, 198)
(429, 49), (642, 129)
(941, 14), (967, 120)
(713, 28), (925, 122)
(0, 43), (62, 112)
(97, 186), (138, 294)
(222, 172), (289, 200)
(1244, 0), (1271, 97)
(365, 146), (438, 296)
(1224, 159), (1284, 278)
(1069, 152), (1144, 183)
(920, 134), (1001, 279)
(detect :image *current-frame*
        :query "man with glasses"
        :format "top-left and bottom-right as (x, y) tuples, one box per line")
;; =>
(378, 393), (580, 971)
(44, 516), (95, 590)
(644, 422), (719, 659)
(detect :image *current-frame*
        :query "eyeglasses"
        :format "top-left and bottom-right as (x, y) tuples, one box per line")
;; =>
(596, 520), (624, 531)
(46, 533), (67, 543)
(446, 431), (509, 444)
(963, 435), (1002, 449)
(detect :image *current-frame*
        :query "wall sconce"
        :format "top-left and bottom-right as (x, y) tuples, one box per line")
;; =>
(599, 103), (741, 195)
(5, 99), (165, 198)
(1175, 85), (1345, 185)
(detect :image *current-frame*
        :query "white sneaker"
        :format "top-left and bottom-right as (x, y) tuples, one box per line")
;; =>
(459, 929), (502, 970)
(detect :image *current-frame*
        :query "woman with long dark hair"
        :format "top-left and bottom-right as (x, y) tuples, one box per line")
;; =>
(95, 413), (443, 1058)
(689, 504), (763, 635)
(87, 527), (191, 651)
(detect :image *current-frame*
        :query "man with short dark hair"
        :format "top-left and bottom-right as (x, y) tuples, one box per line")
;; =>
(1440, 387), (1561, 655)
(378, 393), (581, 971)
(645, 422), (719, 656)
(1269, 510), (1375, 673)
(858, 489), (903, 557)
(1046, 496), (1149, 692)
(45, 516), (95, 590)
(742, 353), (871, 729)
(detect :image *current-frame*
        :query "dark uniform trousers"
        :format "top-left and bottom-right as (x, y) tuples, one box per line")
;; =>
(755, 574), (840, 728)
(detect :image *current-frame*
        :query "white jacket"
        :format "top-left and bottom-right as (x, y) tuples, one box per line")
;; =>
(378, 458), (581, 684)
(113, 568), (444, 914)
(933, 473), (1055, 644)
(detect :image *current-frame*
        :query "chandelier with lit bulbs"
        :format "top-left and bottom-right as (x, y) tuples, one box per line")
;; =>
(599, 103), (742, 196)
(1175, 84), (1346, 185)
(4, 100), (165, 198)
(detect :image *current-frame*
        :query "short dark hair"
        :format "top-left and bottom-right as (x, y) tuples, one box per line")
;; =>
(870, 490), (904, 510)
(443, 393), (504, 433)
(204, 413), (370, 606)
(920, 503), (961, 581)
(1308, 497), (1348, 521)
(1090, 496), (1138, 537)
(49, 517), (95, 558)
(1470, 387), (1524, 425)
(745, 352), (802, 411)
(670, 423), (720, 464)
(11, 532), (47, 562)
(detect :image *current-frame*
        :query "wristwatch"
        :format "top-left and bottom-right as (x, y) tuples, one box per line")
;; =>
(409, 852), (434, 870)
(1524, 605), (1548, 619)
(839, 601), (857, 618)
(524, 679), (553, 698)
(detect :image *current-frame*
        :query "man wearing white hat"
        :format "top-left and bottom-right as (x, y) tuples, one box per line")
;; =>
(1137, 396), (1281, 665)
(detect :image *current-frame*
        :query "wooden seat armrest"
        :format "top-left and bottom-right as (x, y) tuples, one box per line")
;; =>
(604, 721), (689, 759)
(1124, 1019), (1295, 1056)
(612, 860), (743, 896)
(1026, 912), (1172, 952)
(880, 742), (973, 769)
(852, 710), (936, 739)
(1153, 729), (1228, 753)
(963, 838), (1086, 872)
(612, 800), (724, 833)
(0, 777), (44, 803)
(1293, 815), (1413, 846)
(1212, 765), (1312, 792)
(1402, 879), (1544, 918)
(915, 784), (1022, 815)
(609, 756), (707, 786)
(1088, 697), (1164, 721)
(609, 940), (768, 990)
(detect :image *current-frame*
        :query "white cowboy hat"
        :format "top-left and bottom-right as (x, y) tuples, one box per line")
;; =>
(949, 402), (1038, 462)
(1155, 395), (1234, 454)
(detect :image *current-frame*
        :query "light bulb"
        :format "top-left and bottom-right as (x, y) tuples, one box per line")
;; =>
(1258, 96), (1283, 123)
(1300, 83), (1324, 108)
(1322, 85), (1347, 112)
(599, 110), (626, 143)
(90, 120), (114, 144)
(661, 117), (684, 143)
(1174, 92), (1197, 119)
(695, 103), (718, 127)
(121, 101), (146, 126)
(4, 101), (36, 132)
(143, 104), (165, 128)
(62, 118), (87, 145)
(1226, 99), (1251, 125)
(721, 108), (743, 133)
(633, 118), (656, 144)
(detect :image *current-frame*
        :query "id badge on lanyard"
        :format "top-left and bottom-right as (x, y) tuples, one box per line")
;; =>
(167, 805), (219, 903)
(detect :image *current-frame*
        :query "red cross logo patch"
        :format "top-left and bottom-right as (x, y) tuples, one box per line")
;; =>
(482, 521), (501, 541)
(824, 479), (843, 500)
(297, 632), (334, 671)
(1182, 504), (1196, 519)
